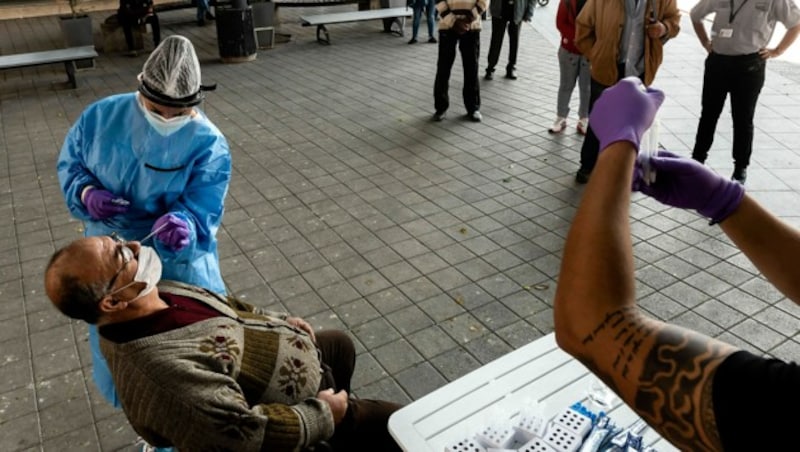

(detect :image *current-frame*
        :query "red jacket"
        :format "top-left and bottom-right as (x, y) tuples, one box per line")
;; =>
(556, 0), (584, 54)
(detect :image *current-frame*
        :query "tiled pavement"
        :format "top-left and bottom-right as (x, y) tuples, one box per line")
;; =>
(2, 3), (800, 451)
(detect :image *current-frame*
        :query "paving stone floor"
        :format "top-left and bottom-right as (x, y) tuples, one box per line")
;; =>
(2, 3), (800, 451)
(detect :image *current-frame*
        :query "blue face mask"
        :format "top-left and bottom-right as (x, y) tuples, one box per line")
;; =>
(137, 94), (194, 137)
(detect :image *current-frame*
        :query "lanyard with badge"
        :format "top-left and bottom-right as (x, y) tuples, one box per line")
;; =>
(720, 0), (747, 38)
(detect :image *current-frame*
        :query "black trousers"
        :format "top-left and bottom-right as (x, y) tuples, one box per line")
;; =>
(118, 11), (161, 51)
(316, 330), (402, 452)
(434, 29), (481, 114)
(579, 64), (643, 173)
(692, 52), (766, 169)
(486, 17), (521, 73)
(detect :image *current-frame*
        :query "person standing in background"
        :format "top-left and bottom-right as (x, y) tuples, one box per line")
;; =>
(196, 0), (215, 26)
(433, 0), (490, 122)
(118, 0), (161, 57)
(409, 0), (438, 43)
(573, 0), (680, 183)
(548, 0), (590, 135)
(690, 0), (800, 184)
(57, 36), (231, 421)
(484, 0), (533, 80)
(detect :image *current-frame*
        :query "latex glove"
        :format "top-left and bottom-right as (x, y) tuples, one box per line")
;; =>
(633, 150), (745, 224)
(83, 187), (130, 220)
(152, 213), (191, 251)
(590, 77), (665, 153)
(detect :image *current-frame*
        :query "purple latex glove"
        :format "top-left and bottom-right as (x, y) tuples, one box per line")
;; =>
(590, 77), (665, 153)
(83, 187), (130, 220)
(633, 150), (745, 224)
(152, 213), (191, 251)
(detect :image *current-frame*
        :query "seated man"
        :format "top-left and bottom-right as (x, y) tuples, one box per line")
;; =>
(118, 0), (161, 56)
(555, 77), (800, 450)
(45, 236), (402, 451)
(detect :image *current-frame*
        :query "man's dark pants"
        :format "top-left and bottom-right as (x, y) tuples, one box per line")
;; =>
(118, 11), (161, 51)
(317, 330), (402, 451)
(692, 52), (766, 170)
(434, 29), (481, 114)
(487, 17), (521, 74)
(579, 64), (643, 174)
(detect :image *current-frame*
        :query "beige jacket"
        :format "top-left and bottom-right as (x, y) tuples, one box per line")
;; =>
(575, 0), (680, 86)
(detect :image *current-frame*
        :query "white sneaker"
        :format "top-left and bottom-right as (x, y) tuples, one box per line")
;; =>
(548, 117), (567, 134)
(577, 117), (589, 135)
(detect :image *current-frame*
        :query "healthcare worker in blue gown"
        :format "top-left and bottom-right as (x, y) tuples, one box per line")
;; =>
(57, 35), (231, 418)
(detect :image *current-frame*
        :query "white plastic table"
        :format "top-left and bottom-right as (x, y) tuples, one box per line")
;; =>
(388, 333), (679, 452)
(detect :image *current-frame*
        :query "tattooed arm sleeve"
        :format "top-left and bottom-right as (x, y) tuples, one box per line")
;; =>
(554, 143), (738, 452)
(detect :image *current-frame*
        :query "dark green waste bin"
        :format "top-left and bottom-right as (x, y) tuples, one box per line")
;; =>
(216, 5), (257, 63)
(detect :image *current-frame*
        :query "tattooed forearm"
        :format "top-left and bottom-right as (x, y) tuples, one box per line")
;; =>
(633, 328), (730, 452)
(583, 307), (636, 346)
(582, 307), (655, 377)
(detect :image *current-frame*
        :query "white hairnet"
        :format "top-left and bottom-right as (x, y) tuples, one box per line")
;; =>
(138, 35), (203, 106)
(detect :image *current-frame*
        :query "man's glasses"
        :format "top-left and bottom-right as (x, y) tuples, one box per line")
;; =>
(105, 234), (135, 296)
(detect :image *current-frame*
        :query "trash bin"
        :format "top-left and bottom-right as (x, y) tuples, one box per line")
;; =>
(215, 5), (257, 63)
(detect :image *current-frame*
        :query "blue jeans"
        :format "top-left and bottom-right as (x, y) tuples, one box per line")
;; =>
(197, 0), (210, 21)
(411, 0), (436, 39)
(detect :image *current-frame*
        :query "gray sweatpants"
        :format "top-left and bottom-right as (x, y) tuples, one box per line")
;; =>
(556, 46), (591, 119)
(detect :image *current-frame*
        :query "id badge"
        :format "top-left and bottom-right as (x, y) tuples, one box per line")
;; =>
(719, 28), (734, 38)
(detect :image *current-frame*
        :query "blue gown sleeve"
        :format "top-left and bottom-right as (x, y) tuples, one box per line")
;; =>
(57, 112), (102, 221)
(153, 132), (231, 261)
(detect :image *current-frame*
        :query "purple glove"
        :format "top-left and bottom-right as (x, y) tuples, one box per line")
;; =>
(634, 150), (745, 224)
(152, 213), (191, 251)
(83, 187), (130, 220)
(590, 77), (665, 152)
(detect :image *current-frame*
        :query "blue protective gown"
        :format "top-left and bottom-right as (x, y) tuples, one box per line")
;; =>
(57, 92), (231, 408)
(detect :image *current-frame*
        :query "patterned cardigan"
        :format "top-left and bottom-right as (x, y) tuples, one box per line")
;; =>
(99, 280), (333, 452)
(436, 0), (490, 30)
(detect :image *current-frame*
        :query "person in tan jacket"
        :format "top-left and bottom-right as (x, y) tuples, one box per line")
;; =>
(572, 0), (680, 183)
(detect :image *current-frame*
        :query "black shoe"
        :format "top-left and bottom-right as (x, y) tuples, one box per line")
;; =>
(505, 70), (517, 80)
(428, 36), (437, 43)
(197, 18), (205, 26)
(468, 111), (482, 122)
(732, 167), (747, 184)
(408, 37), (418, 44)
(432, 110), (446, 122)
(575, 168), (591, 184)
(484, 70), (494, 81)
(205, 11), (215, 20)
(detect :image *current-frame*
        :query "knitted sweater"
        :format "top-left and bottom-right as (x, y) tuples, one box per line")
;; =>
(99, 280), (334, 452)
(436, 0), (490, 30)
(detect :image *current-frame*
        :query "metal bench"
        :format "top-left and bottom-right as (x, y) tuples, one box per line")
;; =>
(300, 6), (410, 44)
(0, 46), (98, 88)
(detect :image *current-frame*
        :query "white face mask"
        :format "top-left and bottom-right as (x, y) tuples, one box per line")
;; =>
(109, 245), (163, 303)
(137, 94), (193, 137)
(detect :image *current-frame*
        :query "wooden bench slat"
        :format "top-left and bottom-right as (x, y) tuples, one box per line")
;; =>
(0, 46), (97, 70)
(0, 45), (97, 88)
(299, 6), (410, 44)
(300, 6), (409, 25)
